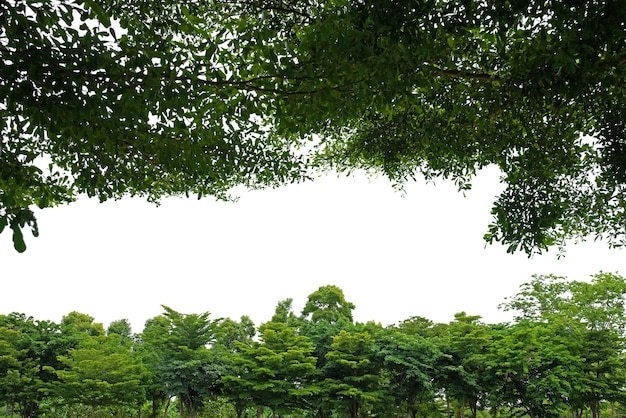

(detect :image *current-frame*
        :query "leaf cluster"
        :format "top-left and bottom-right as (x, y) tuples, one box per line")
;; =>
(3, 0), (626, 254)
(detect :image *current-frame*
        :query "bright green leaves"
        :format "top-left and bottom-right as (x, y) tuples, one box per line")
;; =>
(52, 334), (147, 410)
(375, 327), (439, 416)
(324, 327), (385, 418)
(301, 285), (356, 325)
(0, 313), (80, 417)
(490, 319), (582, 417)
(3, 281), (626, 416)
(497, 273), (626, 416)
(279, 0), (626, 254)
(223, 321), (319, 414)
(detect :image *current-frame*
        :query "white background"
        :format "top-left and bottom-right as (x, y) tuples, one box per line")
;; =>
(3, 166), (624, 332)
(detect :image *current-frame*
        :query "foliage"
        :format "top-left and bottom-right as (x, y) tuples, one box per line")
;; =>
(0, 0), (305, 252)
(301, 285), (356, 325)
(437, 312), (497, 418)
(0, 313), (73, 418)
(323, 326), (385, 418)
(284, 0), (626, 254)
(489, 318), (582, 418)
(221, 320), (318, 415)
(50, 333), (146, 413)
(2, 279), (626, 417)
(139, 306), (220, 418)
(375, 324), (442, 418)
(3, 1), (626, 254)
(60, 311), (105, 338)
(499, 273), (626, 418)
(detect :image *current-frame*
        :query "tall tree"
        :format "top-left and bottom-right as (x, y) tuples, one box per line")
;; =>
(300, 285), (356, 370)
(500, 273), (626, 417)
(60, 311), (105, 338)
(489, 318), (582, 418)
(220, 300), (317, 417)
(323, 325), (385, 418)
(213, 316), (256, 418)
(301, 285), (356, 326)
(135, 315), (171, 418)
(107, 318), (133, 346)
(567, 273), (626, 418)
(435, 313), (497, 418)
(375, 323), (442, 418)
(139, 306), (221, 418)
(0, 314), (40, 418)
(221, 320), (319, 417)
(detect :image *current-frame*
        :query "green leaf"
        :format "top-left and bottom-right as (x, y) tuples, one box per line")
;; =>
(12, 226), (26, 253)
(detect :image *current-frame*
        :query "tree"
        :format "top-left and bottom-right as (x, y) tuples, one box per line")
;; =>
(301, 285), (356, 326)
(323, 326), (385, 418)
(489, 319), (582, 418)
(375, 323), (442, 418)
(213, 315), (256, 354)
(107, 318), (133, 346)
(60, 311), (105, 338)
(500, 273), (626, 417)
(221, 319), (319, 417)
(50, 333), (146, 417)
(5, 1), (626, 255)
(566, 273), (626, 418)
(139, 306), (221, 418)
(213, 316), (257, 418)
(135, 315), (171, 418)
(220, 300), (318, 417)
(300, 285), (356, 373)
(0, 314), (39, 418)
(271, 298), (301, 328)
(0, 313), (74, 418)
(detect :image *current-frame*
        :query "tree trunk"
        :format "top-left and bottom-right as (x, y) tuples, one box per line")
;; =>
(457, 396), (465, 418)
(349, 400), (359, 418)
(163, 396), (172, 418)
(591, 400), (599, 418)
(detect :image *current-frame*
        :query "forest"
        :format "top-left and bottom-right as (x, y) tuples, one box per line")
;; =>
(2, 273), (626, 418)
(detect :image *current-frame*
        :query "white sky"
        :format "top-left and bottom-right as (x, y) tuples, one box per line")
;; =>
(2, 166), (625, 333)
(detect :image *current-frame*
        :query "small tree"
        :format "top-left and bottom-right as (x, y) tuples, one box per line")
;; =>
(51, 333), (146, 417)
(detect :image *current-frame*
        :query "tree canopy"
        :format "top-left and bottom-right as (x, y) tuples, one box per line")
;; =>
(3, 275), (626, 418)
(3, 0), (626, 254)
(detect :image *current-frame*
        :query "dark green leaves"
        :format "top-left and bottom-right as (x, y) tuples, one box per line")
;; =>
(3, 0), (626, 254)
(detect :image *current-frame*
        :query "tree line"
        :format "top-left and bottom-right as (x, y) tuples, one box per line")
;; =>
(2, 273), (626, 418)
